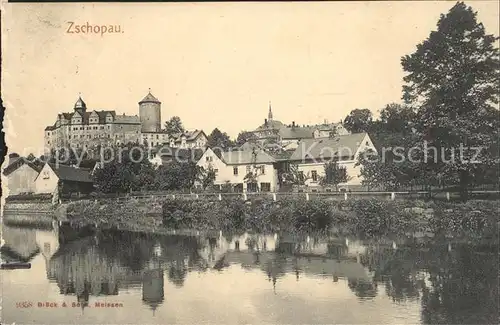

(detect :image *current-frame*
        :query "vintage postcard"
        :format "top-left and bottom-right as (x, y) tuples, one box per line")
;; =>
(1, 1), (499, 324)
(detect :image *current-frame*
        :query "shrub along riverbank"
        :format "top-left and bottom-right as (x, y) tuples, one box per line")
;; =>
(63, 197), (498, 239)
(162, 198), (499, 239)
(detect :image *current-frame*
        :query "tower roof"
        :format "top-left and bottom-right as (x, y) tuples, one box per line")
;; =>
(268, 101), (273, 120)
(74, 96), (86, 110)
(139, 90), (161, 104)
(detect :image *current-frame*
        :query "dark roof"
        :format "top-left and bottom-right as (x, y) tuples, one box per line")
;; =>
(289, 133), (368, 161)
(278, 126), (315, 139)
(47, 110), (117, 130)
(74, 97), (86, 110)
(256, 120), (285, 130)
(170, 130), (207, 143)
(3, 157), (44, 176)
(48, 163), (93, 183)
(139, 92), (161, 104)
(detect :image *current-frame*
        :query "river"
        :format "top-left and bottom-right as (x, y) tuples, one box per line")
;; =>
(1, 224), (498, 324)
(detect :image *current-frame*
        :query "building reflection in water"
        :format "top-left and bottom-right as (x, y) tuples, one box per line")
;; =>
(10, 224), (493, 324)
(142, 269), (164, 315)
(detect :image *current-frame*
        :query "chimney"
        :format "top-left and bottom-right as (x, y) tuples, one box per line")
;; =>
(292, 121), (295, 128)
(264, 118), (268, 126)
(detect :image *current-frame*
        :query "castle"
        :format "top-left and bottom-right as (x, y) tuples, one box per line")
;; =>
(44, 91), (208, 152)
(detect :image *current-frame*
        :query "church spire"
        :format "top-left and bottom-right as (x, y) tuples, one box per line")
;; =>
(268, 101), (273, 121)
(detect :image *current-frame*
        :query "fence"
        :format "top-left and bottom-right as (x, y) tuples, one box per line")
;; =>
(58, 189), (500, 203)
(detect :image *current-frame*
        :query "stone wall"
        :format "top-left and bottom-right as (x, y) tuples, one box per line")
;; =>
(2, 201), (55, 228)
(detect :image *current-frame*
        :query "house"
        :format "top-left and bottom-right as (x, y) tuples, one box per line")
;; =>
(168, 130), (208, 149)
(2, 156), (44, 195)
(196, 147), (278, 192)
(34, 163), (94, 195)
(288, 132), (377, 191)
(250, 104), (350, 150)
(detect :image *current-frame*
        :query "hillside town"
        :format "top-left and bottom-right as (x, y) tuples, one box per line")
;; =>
(4, 91), (380, 198)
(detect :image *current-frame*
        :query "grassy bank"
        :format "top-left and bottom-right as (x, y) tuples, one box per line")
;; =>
(63, 197), (499, 239)
(162, 198), (499, 238)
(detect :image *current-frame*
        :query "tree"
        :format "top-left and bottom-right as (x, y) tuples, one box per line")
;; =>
(320, 160), (350, 190)
(343, 109), (373, 133)
(378, 103), (416, 135)
(154, 161), (203, 191)
(236, 131), (257, 146)
(164, 116), (185, 137)
(207, 128), (234, 152)
(401, 2), (500, 201)
(92, 144), (155, 193)
(198, 166), (216, 190)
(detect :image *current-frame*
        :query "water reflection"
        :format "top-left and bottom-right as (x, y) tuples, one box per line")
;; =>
(1, 224), (498, 324)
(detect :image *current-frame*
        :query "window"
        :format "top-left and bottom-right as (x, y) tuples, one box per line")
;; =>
(261, 166), (266, 175)
(312, 170), (318, 182)
(246, 166), (251, 173)
(214, 169), (219, 175)
(42, 171), (50, 179)
(206, 156), (213, 162)
(68, 135), (71, 139)
(233, 167), (238, 176)
(156, 135), (159, 139)
(80, 127), (83, 130)
(247, 182), (258, 192)
(100, 126), (104, 129)
(261, 182), (271, 192)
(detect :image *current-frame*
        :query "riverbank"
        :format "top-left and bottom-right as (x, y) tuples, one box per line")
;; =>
(60, 196), (499, 239)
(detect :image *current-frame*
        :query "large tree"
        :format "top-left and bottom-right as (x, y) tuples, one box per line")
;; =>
(343, 108), (373, 133)
(235, 131), (257, 146)
(207, 128), (234, 151)
(401, 2), (499, 200)
(320, 160), (350, 190)
(164, 116), (185, 137)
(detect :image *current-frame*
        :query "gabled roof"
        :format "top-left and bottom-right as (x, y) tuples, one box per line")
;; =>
(221, 150), (276, 165)
(170, 130), (207, 143)
(45, 163), (93, 183)
(3, 157), (43, 176)
(289, 133), (368, 161)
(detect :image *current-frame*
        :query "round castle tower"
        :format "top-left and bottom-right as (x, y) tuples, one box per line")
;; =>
(139, 90), (161, 133)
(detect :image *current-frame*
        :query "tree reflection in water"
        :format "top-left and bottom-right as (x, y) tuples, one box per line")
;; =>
(44, 228), (498, 323)
(359, 241), (498, 324)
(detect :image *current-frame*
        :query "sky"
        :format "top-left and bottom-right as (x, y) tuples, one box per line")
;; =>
(1, 1), (499, 155)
